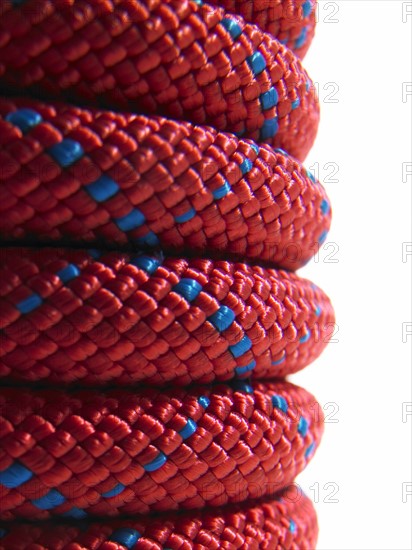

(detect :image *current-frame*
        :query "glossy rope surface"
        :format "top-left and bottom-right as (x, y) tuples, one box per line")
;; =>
(0, 380), (323, 519)
(0, 0), (330, 548)
(0, 489), (318, 549)
(0, 97), (330, 270)
(0, 247), (333, 385)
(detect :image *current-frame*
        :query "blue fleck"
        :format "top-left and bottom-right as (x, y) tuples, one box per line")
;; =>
(314, 305), (321, 316)
(229, 335), (252, 358)
(49, 139), (84, 168)
(291, 98), (300, 110)
(260, 87), (278, 110)
(299, 330), (311, 343)
(208, 305), (235, 332)
(260, 117), (279, 139)
(272, 395), (288, 413)
(247, 51), (267, 75)
(174, 278), (202, 302)
(136, 230), (159, 247)
(110, 528), (141, 549)
(306, 168), (316, 183)
(0, 528), (6, 538)
(144, 452), (167, 472)
(319, 230), (328, 244)
(17, 293), (43, 314)
(274, 148), (287, 156)
(306, 79), (311, 92)
(57, 264), (80, 284)
(298, 416), (309, 437)
(220, 17), (242, 40)
(102, 483), (125, 498)
(272, 353), (286, 366)
(302, 0), (312, 17)
(131, 255), (160, 275)
(0, 462), (33, 488)
(86, 174), (119, 202)
(198, 396), (210, 409)
(179, 418), (197, 440)
(32, 489), (66, 510)
(321, 199), (330, 214)
(295, 27), (308, 49)
(175, 208), (196, 223)
(235, 360), (256, 376)
(5, 108), (42, 133)
(250, 143), (260, 156)
(305, 442), (315, 458)
(289, 519), (297, 533)
(232, 380), (254, 394)
(62, 507), (87, 519)
(115, 209), (145, 231)
(212, 180), (231, 199)
(240, 158), (253, 175)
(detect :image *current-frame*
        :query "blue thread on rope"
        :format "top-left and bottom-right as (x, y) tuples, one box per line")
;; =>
(102, 483), (125, 498)
(235, 360), (256, 376)
(315, 304), (322, 316)
(298, 416), (309, 437)
(16, 293), (43, 314)
(295, 27), (308, 49)
(272, 395), (288, 413)
(250, 143), (260, 156)
(272, 353), (286, 366)
(260, 87), (278, 110)
(5, 108), (42, 133)
(179, 419), (197, 440)
(49, 139), (84, 167)
(230, 335), (252, 358)
(208, 306), (235, 332)
(299, 330), (311, 343)
(174, 278), (202, 302)
(302, 0), (312, 17)
(144, 452), (167, 472)
(306, 168), (316, 183)
(175, 208), (196, 223)
(247, 51), (266, 75)
(136, 231), (159, 247)
(131, 255), (160, 275)
(260, 118), (279, 139)
(319, 230), (328, 244)
(110, 528), (141, 549)
(231, 379), (254, 393)
(289, 519), (297, 533)
(240, 159), (253, 175)
(305, 442), (315, 458)
(0, 462), (33, 488)
(321, 199), (330, 214)
(32, 489), (66, 510)
(63, 507), (87, 519)
(212, 180), (231, 199)
(220, 17), (242, 39)
(115, 209), (145, 231)
(86, 175), (119, 202)
(198, 396), (210, 409)
(291, 98), (300, 110)
(57, 264), (80, 283)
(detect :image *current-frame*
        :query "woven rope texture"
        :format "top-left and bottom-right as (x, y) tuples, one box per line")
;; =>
(0, 0), (331, 548)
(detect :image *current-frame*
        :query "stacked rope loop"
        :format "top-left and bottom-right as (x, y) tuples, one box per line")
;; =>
(0, 1), (333, 549)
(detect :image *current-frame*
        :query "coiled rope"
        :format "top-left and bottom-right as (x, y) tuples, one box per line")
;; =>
(0, 1), (333, 548)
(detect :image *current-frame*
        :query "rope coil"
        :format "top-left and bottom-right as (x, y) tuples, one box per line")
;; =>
(0, 0), (333, 548)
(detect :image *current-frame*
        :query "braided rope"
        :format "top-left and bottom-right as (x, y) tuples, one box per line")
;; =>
(0, 0), (319, 161)
(0, 247), (333, 385)
(0, 490), (318, 549)
(0, 0), (331, 547)
(0, 380), (323, 519)
(0, 97), (330, 270)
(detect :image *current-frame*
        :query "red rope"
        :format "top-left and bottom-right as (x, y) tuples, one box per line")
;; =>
(0, 1), (332, 548)
(0, 488), (318, 549)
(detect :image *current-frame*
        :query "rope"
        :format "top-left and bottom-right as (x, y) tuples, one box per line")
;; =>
(0, 247), (334, 385)
(0, 488), (318, 549)
(0, 0), (333, 548)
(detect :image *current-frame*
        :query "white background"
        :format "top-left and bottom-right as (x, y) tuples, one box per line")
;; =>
(290, 1), (412, 549)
